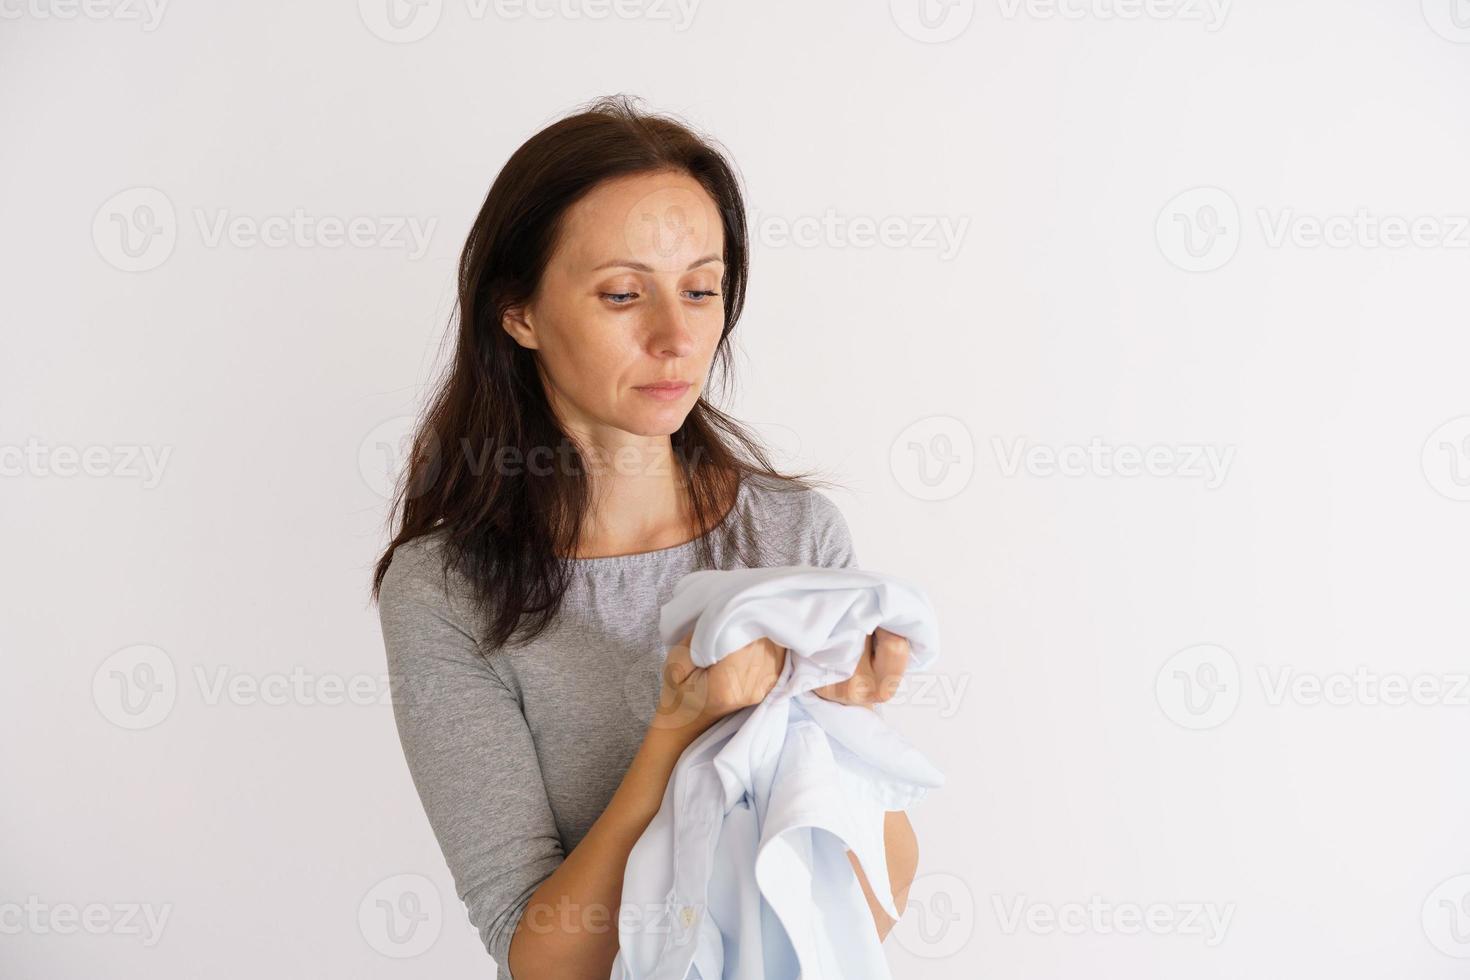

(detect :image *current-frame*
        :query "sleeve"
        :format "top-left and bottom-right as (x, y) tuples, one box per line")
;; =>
(377, 538), (565, 978)
(808, 490), (860, 570)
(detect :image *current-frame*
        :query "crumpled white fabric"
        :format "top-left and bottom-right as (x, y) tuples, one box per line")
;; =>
(611, 565), (943, 980)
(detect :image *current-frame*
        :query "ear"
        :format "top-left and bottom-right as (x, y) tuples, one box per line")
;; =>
(501, 304), (539, 349)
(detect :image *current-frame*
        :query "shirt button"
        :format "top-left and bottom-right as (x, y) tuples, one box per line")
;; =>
(680, 906), (696, 927)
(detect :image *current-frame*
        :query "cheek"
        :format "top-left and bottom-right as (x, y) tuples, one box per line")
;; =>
(540, 313), (637, 389)
(692, 307), (726, 350)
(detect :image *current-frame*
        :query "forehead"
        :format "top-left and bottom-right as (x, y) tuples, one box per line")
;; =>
(556, 170), (725, 274)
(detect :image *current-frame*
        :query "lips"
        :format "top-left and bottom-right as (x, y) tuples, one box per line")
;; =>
(633, 380), (692, 402)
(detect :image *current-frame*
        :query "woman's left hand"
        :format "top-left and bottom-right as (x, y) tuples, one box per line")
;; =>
(813, 626), (910, 706)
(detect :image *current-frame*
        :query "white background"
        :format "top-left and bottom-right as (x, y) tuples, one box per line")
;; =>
(4, 0), (1470, 977)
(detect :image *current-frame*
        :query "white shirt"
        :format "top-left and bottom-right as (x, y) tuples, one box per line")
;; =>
(611, 566), (944, 980)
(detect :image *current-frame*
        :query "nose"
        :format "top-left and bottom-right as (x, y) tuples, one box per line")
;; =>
(645, 289), (697, 359)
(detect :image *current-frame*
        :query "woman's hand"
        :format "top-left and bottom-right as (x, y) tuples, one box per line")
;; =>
(652, 631), (788, 736)
(813, 626), (910, 707)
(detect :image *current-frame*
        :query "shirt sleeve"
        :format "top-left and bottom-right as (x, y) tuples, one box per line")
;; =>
(808, 490), (860, 570)
(377, 536), (565, 978)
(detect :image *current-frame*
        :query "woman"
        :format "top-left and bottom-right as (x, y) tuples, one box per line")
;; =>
(373, 95), (918, 979)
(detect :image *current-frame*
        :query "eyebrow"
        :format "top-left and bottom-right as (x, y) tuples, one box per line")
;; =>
(591, 254), (724, 273)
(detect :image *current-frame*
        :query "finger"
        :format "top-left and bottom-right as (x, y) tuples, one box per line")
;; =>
(819, 636), (876, 704)
(870, 629), (910, 702)
(743, 638), (785, 703)
(721, 637), (783, 705)
(810, 633), (852, 703)
(664, 634), (695, 686)
(653, 639), (706, 728)
(852, 638), (882, 702)
(813, 679), (856, 704)
(768, 641), (787, 684)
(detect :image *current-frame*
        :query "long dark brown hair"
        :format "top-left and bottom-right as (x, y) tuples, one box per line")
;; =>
(371, 95), (834, 651)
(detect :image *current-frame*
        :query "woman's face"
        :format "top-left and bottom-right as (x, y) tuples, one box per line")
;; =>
(503, 169), (727, 449)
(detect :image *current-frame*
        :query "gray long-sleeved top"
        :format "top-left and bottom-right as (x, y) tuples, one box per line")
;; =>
(376, 474), (858, 976)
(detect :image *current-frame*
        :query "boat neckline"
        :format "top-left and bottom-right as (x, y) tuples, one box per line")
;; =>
(562, 476), (749, 569)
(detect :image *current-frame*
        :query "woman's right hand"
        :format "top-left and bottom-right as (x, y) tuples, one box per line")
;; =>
(651, 631), (787, 736)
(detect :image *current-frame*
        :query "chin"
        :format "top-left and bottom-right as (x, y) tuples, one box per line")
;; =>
(624, 408), (691, 438)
